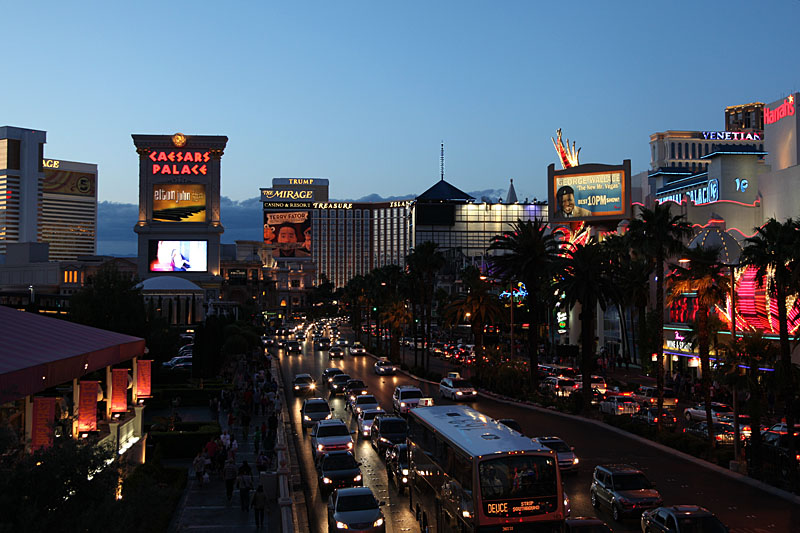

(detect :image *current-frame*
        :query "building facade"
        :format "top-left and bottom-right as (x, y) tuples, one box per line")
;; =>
(41, 158), (97, 260)
(649, 129), (764, 175)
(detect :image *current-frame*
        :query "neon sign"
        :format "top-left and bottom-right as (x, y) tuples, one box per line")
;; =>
(764, 95), (795, 125)
(42, 159), (60, 168)
(657, 179), (719, 205)
(701, 131), (761, 141)
(148, 150), (210, 176)
(261, 189), (313, 200)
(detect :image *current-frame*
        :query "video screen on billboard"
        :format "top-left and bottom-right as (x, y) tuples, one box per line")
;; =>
(44, 169), (96, 197)
(152, 184), (207, 222)
(548, 162), (630, 222)
(263, 211), (311, 259)
(148, 240), (208, 272)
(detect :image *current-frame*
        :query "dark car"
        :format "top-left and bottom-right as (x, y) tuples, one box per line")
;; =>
(632, 407), (677, 429)
(327, 487), (386, 533)
(683, 421), (734, 446)
(590, 464), (662, 522)
(641, 505), (728, 532)
(292, 373), (317, 396)
(286, 340), (302, 354)
(370, 415), (408, 456)
(385, 443), (410, 494)
(321, 367), (345, 388)
(315, 336), (332, 350)
(329, 374), (352, 396)
(564, 517), (613, 532)
(499, 418), (524, 435)
(316, 451), (363, 496)
(328, 346), (345, 359)
(301, 397), (332, 428)
(344, 379), (369, 404)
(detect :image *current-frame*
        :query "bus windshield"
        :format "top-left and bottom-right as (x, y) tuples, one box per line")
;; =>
(479, 455), (557, 500)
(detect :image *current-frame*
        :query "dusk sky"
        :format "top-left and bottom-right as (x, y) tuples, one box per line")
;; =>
(5, 1), (799, 208)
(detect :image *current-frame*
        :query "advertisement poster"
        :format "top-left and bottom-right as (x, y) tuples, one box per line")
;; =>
(263, 211), (311, 258)
(77, 381), (98, 432)
(111, 369), (128, 413)
(148, 240), (208, 272)
(551, 170), (626, 221)
(152, 184), (207, 222)
(31, 397), (57, 451)
(43, 170), (96, 197)
(136, 360), (152, 398)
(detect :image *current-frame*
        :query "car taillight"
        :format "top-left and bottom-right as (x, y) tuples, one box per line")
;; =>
(618, 406), (623, 411)
(715, 434), (723, 441)
(653, 417), (658, 423)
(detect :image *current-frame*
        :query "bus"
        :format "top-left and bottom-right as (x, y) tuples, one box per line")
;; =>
(407, 405), (565, 532)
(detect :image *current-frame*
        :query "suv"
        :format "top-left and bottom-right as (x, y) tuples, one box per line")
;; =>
(633, 386), (678, 410)
(392, 385), (424, 414)
(310, 419), (354, 460)
(641, 505), (729, 532)
(590, 464), (662, 522)
(370, 415), (408, 456)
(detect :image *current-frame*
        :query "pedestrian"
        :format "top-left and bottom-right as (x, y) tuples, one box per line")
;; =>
(273, 394), (282, 420)
(252, 485), (267, 528)
(230, 436), (239, 460)
(192, 451), (205, 486)
(223, 458), (238, 504)
(237, 463), (254, 511)
(220, 429), (231, 450)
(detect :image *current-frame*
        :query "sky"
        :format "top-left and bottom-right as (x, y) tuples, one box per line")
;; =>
(5, 1), (800, 253)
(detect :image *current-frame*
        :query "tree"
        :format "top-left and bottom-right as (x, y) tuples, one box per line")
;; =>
(488, 218), (558, 387)
(555, 238), (618, 413)
(69, 263), (147, 337)
(739, 218), (800, 464)
(342, 275), (369, 342)
(381, 299), (411, 363)
(407, 242), (445, 371)
(667, 245), (730, 447)
(627, 204), (692, 429)
(443, 266), (504, 365)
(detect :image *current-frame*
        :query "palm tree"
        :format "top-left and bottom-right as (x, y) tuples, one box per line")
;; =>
(739, 218), (800, 463)
(627, 204), (692, 426)
(488, 218), (558, 387)
(341, 275), (368, 342)
(668, 245), (730, 445)
(381, 299), (411, 363)
(407, 242), (445, 371)
(443, 266), (505, 364)
(555, 238), (618, 413)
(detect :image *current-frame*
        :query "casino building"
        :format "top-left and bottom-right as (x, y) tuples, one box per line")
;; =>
(41, 158), (97, 261)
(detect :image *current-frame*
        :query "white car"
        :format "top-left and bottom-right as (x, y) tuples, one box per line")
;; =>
(350, 342), (366, 355)
(539, 376), (577, 397)
(439, 377), (477, 400)
(374, 359), (398, 375)
(534, 436), (579, 472)
(683, 402), (733, 423)
(310, 419), (354, 459)
(599, 395), (639, 415)
(357, 408), (386, 437)
(392, 386), (424, 414)
(349, 394), (380, 415)
(574, 375), (608, 395)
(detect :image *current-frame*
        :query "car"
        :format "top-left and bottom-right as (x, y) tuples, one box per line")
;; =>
(326, 487), (386, 533)
(357, 408), (386, 438)
(498, 418), (524, 434)
(385, 443), (410, 494)
(349, 394), (380, 416)
(632, 386), (678, 410)
(641, 505), (729, 532)
(310, 419), (354, 460)
(373, 359), (398, 375)
(590, 464), (662, 522)
(574, 375), (609, 395)
(392, 385), (424, 414)
(599, 395), (639, 416)
(540, 376), (577, 397)
(162, 355), (192, 368)
(321, 367), (345, 388)
(275, 339), (287, 350)
(439, 377), (477, 400)
(329, 374), (352, 396)
(334, 338), (349, 348)
(632, 407), (677, 429)
(301, 398), (332, 428)
(328, 347), (345, 359)
(564, 517), (613, 532)
(316, 450), (363, 497)
(350, 342), (366, 355)
(315, 337), (332, 350)
(286, 340), (302, 354)
(263, 337), (276, 348)
(535, 436), (579, 472)
(683, 421), (735, 446)
(344, 379), (369, 405)
(683, 402), (733, 423)
(370, 415), (408, 456)
(292, 373), (317, 396)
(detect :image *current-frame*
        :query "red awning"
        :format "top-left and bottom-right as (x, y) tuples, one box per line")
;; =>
(0, 306), (145, 403)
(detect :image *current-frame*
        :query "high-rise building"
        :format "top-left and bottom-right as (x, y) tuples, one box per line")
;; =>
(41, 158), (97, 260)
(0, 126), (46, 257)
(725, 101), (764, 132)
(649, 129), (763, 175)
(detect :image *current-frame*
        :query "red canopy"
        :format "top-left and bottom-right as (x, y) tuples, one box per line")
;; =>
(0, 306), (145, 403)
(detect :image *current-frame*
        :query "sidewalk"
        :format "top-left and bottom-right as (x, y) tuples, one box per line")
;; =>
(168, 395), (283, 532)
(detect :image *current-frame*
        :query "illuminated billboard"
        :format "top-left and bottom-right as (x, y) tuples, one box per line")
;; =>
(43, 168), (96, 197)
(547, 161), (631, 223)
(148, 240), (208, 272)
(263, 211), (311, 259)
(152, 184), (207, 222)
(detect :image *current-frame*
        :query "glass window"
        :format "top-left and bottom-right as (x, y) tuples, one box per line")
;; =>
(479, 455), (557, 500)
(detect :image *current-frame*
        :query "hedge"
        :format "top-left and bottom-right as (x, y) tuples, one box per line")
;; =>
(148, 421), (221, 459)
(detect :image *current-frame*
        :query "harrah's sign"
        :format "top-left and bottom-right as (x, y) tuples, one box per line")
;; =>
(148, 150), (210, 175)
(764, 95), (795, 125)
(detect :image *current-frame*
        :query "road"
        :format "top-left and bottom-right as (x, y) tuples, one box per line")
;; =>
(277, 327), (800, 533)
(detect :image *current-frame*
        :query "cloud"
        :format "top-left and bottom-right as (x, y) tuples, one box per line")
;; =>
(98, 188), (513, 255)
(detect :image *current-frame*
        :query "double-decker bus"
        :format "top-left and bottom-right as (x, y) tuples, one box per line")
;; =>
(408, 405), (565, 532)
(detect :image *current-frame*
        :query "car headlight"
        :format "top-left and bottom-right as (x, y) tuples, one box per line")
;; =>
(310, 384), (316, 389)
(294, 386), (299, 390)
(325, 414), (332, 419)
(317, 444), (325, 451)
(372, 518), (384, 527)
(322, 477), (332, 484)
(572, 457), (579, 464)
(402, 476), (408, 483)
(380, 437), (390, 443)
(362, 429), (370, 436)
(354, 474), (362, 482)
(456, 391), (463, 396)
(400, 402), (406, 407)
(349, 395), (356, 401)
(346, 441), (353, 449)
(402, 468), (409, 476)
(336, 521), (349, 529)
(361, 391), (367, 395)
(303, 415), (311, 421)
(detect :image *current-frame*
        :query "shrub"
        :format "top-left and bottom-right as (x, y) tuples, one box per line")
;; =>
(148, 421), (220, 459)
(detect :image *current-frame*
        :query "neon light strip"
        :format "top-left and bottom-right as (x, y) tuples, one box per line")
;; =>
(663, 350), (774, 371)
(700, 151), (767, 159)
